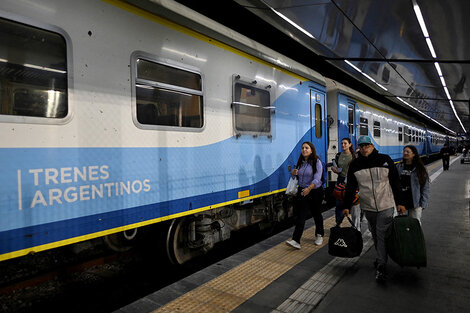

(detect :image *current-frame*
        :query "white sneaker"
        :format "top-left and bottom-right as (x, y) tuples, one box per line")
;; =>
(286, 239), (301, 249)
(314, 235), (323, 245)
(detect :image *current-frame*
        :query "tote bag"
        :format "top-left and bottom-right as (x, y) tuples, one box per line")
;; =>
(328, 216), (363, 258)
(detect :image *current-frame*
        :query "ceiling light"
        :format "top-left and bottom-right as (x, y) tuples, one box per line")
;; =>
(266, 3), (315, 39)
(425, 38), (437, 58)
(443, 86), (451, 99)
(439, 76), (446, 87)
(434, 62), (443, 76)
(413, 1), (429, 37)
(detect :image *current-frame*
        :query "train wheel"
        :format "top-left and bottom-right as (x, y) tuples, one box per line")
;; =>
(103, 228), (138, 252)
(166, 218), (202, 265)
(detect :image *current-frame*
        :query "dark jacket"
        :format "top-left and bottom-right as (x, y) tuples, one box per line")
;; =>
(440, 146), (450, 160)
(344, 149), (402, 212)
(396, 163), (430, 209)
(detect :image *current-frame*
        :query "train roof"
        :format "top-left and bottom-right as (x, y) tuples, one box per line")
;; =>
(125, 0), (325, 86)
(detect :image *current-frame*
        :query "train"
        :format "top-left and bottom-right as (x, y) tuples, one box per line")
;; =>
(0, 0), (453, 264)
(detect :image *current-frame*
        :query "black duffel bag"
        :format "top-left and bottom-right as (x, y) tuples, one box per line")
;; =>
(328, 216), (363, 258)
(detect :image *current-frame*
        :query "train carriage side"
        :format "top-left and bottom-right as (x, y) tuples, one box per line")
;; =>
(0, 0), (327, 263)
(326, 79), (446, 184)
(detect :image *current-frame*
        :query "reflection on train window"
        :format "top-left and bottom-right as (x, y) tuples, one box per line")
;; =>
(359, 117), (368, 135)
(315, 103), (322, 138)
(398, 127), (403, 142)
(232, 82), (271, 136)
(404, 126), (411, 143)
(0, 18), (67, 118)
(135, 59), (203, 128)
(347, 105), (354, 134)
(373, 121), (381, 137)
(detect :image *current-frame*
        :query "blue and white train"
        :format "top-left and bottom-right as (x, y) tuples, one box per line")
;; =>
(326, 79), (453, 171)
(0, 0), (449, 264)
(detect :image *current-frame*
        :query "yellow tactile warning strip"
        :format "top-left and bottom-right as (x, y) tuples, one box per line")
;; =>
(153, 216), (337, 313)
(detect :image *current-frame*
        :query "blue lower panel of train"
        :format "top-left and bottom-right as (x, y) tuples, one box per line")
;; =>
(0, 133), (317, 257)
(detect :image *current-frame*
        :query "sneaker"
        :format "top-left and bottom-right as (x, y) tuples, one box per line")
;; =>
(375, 264), (387, 282)
(286, 239), (301, 249)
(314, 235), (323, 246)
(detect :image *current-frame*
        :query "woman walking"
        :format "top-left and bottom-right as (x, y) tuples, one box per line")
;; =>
(332, 138), (356, 225)
(397, 145), (430, 223)
(286, 142), (324, 249)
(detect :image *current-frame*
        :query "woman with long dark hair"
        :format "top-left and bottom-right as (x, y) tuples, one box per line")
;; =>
(396, 145), (430, 223)
(332, 138), (356, 225)
(286, 141), (324, 249)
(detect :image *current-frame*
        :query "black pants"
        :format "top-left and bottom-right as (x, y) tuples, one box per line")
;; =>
(442, 157), (449, 170)
(292, 187), (324, 243)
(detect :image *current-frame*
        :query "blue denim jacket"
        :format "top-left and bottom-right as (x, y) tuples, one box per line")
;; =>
(396, 163), (430, 209)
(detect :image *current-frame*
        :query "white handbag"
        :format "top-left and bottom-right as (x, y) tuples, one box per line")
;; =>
(285, 177), (298, 195)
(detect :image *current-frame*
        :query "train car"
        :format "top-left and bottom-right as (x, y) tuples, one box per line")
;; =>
(326, 78), (448, 182)
(0, 0), (329, 264)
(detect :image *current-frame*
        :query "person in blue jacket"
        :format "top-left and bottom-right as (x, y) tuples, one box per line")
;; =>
(396, 145), (430, 224)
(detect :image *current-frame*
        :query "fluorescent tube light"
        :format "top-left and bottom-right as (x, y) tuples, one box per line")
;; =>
(434, 62), (443, 76)
(425, 38), (437, 58)
(413, 1), (429, 37)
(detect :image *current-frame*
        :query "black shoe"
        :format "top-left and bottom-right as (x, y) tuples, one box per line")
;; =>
(375, 264), (387, 282)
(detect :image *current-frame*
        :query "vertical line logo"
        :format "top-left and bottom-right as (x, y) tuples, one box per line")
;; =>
(17, 170), (22, 210)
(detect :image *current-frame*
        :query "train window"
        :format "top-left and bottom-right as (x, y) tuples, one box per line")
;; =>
(398, 127), (403, 142)
(359, 117), (368, 135)
(373, 121), (381, 137)
(135, 59), (203, 128)
(0, 17), (68, 120)
(232, 78), (271, 136)
(404, 126), (410, 143)
(348, 105), (354, 134)
(315, 103), (322, 138)
(412, 129), (415, 142)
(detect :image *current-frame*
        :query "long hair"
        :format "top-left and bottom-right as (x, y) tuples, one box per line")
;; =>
(296, 141), (319, 170)
(403, 145), (429, 185)
(341, 138), (356, 160)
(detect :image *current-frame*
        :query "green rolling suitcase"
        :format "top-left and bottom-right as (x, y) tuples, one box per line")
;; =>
(386, 215), (427, 268)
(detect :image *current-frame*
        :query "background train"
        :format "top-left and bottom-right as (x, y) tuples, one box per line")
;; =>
(0, 0), (451, 265)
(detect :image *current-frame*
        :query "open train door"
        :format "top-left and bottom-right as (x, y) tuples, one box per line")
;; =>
(309, 89), (328, 186)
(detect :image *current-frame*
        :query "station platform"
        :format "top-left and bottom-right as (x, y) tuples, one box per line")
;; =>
(116, 156), (469, 313)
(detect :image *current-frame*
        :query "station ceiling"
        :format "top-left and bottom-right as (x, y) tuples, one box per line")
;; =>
(174, 0), (470, 135)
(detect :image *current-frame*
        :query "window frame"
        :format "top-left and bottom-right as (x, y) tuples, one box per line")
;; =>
(373, 120), (381, 138)
(359, 117), (369, 136)
(131, 51), (205, 132)
(0, 13), (73, 125)
(231, 74), (273, 138)
(398, 126), (403, 142)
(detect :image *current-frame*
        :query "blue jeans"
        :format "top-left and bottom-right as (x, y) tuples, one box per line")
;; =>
(335, 176), (346, 225)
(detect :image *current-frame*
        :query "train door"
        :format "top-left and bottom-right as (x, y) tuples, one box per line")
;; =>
(310, 89), (327, 183)
(347, 102), (356, 146)
(337, 100), (357, 148)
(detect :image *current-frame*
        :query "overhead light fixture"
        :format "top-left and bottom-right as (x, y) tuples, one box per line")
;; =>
(425, 38), (437, 58)
(344, 60), (388, 91)
(412, 0), (466, 133)
(434, 62), (443, 76)
(263, 1), (315, 39)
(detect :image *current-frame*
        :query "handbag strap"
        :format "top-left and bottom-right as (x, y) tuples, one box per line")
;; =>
(337, 215), (359, 230)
